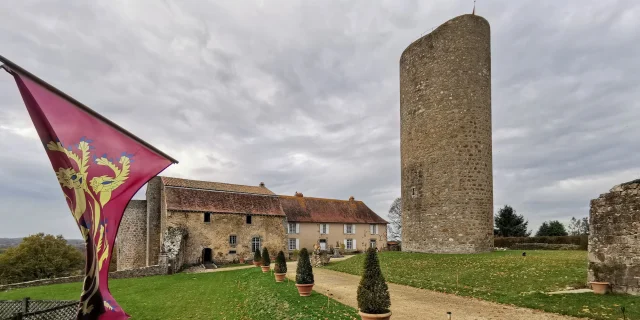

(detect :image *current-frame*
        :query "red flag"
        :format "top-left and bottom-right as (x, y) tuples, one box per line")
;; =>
(9, 70), (175, 319)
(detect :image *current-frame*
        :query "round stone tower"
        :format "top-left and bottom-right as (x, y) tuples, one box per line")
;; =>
(399, 14), (493, 254)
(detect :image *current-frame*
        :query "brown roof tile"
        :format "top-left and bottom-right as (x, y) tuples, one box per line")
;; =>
(165, 187), (285, 216)
(279, 195), (387, 224)
(160, 176), (274, 195)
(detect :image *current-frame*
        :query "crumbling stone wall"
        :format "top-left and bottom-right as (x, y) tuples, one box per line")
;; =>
(161, 226), (188, 272)
(166, 211), (287, 265)
(117, 200), (148, 271)
(400, 14), (493, 253)
(588, 180), (640, 295)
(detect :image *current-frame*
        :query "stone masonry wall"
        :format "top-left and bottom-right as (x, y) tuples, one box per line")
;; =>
(117, 200), (147, 271)
(146, 176), (163, 266)
(400, 14), (493, 253)
(166, 211), (287, 265)
(588, 181), (640, 295)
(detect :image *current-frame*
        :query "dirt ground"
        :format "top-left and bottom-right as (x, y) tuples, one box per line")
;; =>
(283, 258), (584, 320)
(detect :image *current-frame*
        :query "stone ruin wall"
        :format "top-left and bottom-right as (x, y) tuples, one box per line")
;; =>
(588, 180), (640, 295)
(400, 14), (494, 254)
(116, 200), (148, 271)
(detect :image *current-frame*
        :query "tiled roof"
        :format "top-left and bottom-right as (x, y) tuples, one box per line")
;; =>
(160, 176), (274, 195)
(164, 187), (285, 216)
(279, 195), (388, 224)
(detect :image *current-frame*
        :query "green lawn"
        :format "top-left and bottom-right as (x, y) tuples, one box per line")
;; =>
(0, 268), (359, 320)
(325, 250), (637, 320)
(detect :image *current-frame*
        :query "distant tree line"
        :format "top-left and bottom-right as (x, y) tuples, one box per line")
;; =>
(387, 198), (589, 240)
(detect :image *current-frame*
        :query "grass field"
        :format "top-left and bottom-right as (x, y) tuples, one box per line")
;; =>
(0, 268), (359, 320)
(325, 250), (637, 320)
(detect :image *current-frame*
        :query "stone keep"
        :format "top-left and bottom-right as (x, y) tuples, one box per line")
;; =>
(399, 14), (493, 253)
(588, 180), (640, 295)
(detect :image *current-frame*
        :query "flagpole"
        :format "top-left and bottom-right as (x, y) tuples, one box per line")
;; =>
(0, 54), (179, 164)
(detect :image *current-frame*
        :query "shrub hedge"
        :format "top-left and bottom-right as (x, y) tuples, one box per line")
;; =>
(494, 235), (588, 250)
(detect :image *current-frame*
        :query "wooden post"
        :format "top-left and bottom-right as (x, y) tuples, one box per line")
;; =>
(22, 297), (29, 313)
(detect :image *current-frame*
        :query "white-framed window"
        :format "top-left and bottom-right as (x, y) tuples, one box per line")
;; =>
(320, 223), (329, 234)
(344, 224), (355, 234)
(251, 236), (261, 252)
(288, 238), (299, 250)
(287, 222), (299, 234)
(370, 239), (377, 248)
(370, 224), (378, 235)
(345, 239), (353, 250)
(229, 235), (237, 245)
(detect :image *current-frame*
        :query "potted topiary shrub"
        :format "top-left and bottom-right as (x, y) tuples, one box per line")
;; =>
(261, 247), (271, 273)
(295, 248), (314, 296)
(274, 250), (287, 282)
(253, 249), (262, 267)
(357, 247), (391, 320)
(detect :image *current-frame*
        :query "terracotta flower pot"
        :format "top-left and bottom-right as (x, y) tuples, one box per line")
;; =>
(253, 261), (262, 267)
(590, 282), (610, 294)
(358, 311), (392, 320)
(239, 258), (245, 264)
(261, 265), (270, 273)
(274, 273), (286, 282)
(295, 283), (314, 296)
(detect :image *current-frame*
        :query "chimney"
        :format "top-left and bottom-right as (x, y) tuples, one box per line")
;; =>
(295, 191), (304, 197)
(349, 196), (354, 201)
(259, 182), (265, 188)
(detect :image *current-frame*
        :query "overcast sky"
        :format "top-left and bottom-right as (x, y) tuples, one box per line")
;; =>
(0, 0), (638, 239)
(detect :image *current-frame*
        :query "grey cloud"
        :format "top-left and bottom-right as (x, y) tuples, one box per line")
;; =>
(0, 0), (639, 238)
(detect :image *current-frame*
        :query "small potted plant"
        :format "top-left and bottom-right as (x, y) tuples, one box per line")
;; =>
(253, 249), (262, 267)
(295, 248), (314, 296)
(239, 254), (245, 264)
(274, 250), (287, 282)
(261, 247), (271, 273)
(357, 247), (391, 320)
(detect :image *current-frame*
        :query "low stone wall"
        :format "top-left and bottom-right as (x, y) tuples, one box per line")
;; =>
(511, 243), (581, 250)
(0, 265), (167, 292)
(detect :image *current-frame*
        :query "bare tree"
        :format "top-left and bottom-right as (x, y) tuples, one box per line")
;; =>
(388, 197), (402, 241)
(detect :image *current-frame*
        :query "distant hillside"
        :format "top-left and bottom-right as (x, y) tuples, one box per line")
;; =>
(0, 237), (85, 252)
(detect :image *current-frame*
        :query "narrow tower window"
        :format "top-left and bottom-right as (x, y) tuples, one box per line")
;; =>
(204, 212), (211, 223)
(246, 215), (252, 224)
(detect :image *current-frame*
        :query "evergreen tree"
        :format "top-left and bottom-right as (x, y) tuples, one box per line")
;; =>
(274, 251), (287, 273)
(494, 205), (531, 237)
(536, 220), (568, 236)
(357, 247), (391, 314)
(295, 248), (314, 284)
(254, 248), (261, 262)
(261, 247), (270, 266)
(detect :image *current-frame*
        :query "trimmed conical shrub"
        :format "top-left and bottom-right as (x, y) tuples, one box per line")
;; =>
(254, 248), (261, 262)
(274, 251), (287, 273)
(261, 247), (271, 266)
(357, 247), (390, 314)
(295, 248), (314, 284)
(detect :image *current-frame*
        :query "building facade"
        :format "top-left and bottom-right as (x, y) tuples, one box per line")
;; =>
(280, 192), (388, 253)
(117, 176), (287, 270)
(117, 177), (387, 271)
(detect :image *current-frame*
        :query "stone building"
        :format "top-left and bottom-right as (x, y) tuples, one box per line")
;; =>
(117, 176), (287, 270)
(399, 13), (494, 254)
(117, 176), (387, 271)
(280, 192), (388, 253)
(588, 179), (640, 295)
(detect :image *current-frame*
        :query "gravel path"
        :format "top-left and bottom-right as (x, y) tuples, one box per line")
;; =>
(282, 258), (584, 320)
